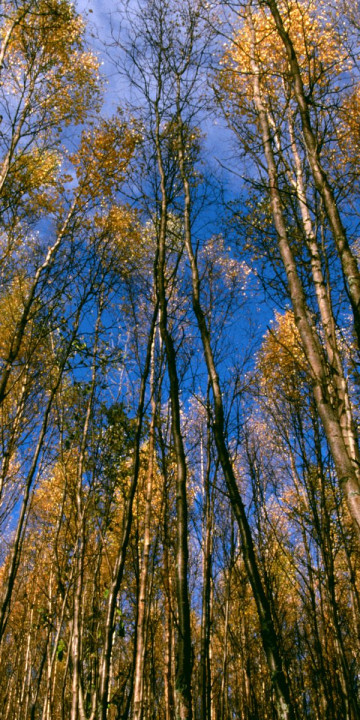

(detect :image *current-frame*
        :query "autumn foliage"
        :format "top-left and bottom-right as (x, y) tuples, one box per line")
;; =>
(0, 1), (360, 720)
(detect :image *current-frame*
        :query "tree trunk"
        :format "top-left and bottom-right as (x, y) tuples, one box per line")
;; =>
(200, 414), (214, 720)
(247, 15), (360, 537)
(154, 92), (193, 719)
(175, 100), (295, 720)
(133, 330), (157, 720)
(97, 303), (158, 720)
(263, 0), (360, 348)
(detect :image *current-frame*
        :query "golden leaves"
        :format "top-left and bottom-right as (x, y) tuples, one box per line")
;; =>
(3, 0), (85, 65)
(99, 204), (144, 273)
(335, 84), (360, 173)
(1, 0), (101, 132)
(73, 117), (139, 200)
(37, 50), (101, 127)
(256, 309), (307, 401)
(221, 0), (349, 105)
(0, 0), (102, 225)
(0, 275), (29, 360)
(8, 148), (61, 214)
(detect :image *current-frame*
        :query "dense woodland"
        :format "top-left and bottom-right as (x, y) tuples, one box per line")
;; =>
(1, 0), (360, 718)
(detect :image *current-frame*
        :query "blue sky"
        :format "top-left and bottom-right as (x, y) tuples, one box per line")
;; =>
(74, 0), (277, 351)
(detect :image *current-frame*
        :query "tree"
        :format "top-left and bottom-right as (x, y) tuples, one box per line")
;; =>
(2, 1), (360, 718)
(219, 0), (360, 539)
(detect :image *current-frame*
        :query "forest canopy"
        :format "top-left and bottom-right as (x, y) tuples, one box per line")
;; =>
(1, 1), (360, 719)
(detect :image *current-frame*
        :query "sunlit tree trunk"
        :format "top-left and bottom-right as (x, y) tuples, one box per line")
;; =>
(219, 518), (233, 720)
(43, 568), (73, 720)
(247, 12), (360, 537)
(18, 603), (34, 720)
(263, 0), (360, 348)
(285, 105), (360, 532)
(71, 303), (104, 720)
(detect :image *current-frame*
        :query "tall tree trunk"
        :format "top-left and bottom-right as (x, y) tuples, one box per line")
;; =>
(263, 0), (360, 348)
(175, 99), (295, 720)
(219, 516), (234, 720)
(285, 101), (360, 522)
(154, 89), (193, 719)
(247, 15), (360, 537)
(0, 322), (81, 644)
(161, 452), (176, 720)
(133, 329), (157, 720)
(200, 411), (214, 720)
(97, 303), (158, 720)
(71, 301), (102, 720)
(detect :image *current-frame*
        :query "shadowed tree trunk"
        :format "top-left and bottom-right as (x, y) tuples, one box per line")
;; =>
(154, 94), (193, 719)
(174, 79), (295, 719)
(133, 325), (158, 720)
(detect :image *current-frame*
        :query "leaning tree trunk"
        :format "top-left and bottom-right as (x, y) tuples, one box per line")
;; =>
(175, 94), (295, 720)
(263, 0), (360, 349)
(247, 14), (360, 538)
